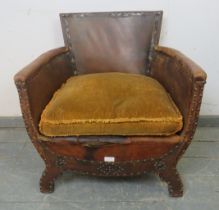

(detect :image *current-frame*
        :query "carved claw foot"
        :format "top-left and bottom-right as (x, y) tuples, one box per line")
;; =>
(157, 167), (183, 197)
(40, 167), (62, 193)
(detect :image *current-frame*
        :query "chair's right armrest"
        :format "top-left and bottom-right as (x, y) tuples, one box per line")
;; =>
(14, 47), (74, 139)
(150, 46), (207, 140)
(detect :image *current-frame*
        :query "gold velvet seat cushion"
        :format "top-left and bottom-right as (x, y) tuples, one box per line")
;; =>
(39, 72), (183, 137)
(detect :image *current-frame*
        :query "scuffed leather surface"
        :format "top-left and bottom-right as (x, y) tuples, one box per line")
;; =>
(14, 47), (74, 129)
(150, 46), (207, 136)
(44, 135), (182, 160)
(62, 13), (156, 74)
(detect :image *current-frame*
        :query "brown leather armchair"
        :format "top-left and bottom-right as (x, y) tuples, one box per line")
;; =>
(14, 11), (207, 197)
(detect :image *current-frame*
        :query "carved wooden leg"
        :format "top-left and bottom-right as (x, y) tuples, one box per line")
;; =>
(40, 166), (62, 193)
(157, 167), (183, 197)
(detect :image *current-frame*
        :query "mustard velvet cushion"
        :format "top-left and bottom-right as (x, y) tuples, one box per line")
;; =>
(39, 72), (183, 136)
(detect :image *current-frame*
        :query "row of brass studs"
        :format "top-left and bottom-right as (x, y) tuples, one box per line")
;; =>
(97, 163), (125, 176)
(63, 18), (77, 75)
(60, 12), (162, 18)
(182, 81), (205, 155)
(147, 12), (162, 74)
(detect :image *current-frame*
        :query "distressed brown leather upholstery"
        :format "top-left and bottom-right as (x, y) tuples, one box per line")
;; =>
(14, 11), (207, 197)
(151, 46), (207, 135)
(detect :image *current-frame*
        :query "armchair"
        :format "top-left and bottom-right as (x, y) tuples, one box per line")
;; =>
(14, 11), (207, 197)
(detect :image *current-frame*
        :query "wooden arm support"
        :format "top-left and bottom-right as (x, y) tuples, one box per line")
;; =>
(14, 47), (74, 139)
(150, 46), (207, 140)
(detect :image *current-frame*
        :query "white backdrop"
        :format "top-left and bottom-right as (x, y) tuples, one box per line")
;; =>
(0, 0), (219, 116)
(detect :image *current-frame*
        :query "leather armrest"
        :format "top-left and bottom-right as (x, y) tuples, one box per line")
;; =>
(14, 47), (74, 138)
(14, 47), (69, 82)
(154, 46), (207, 81)
(150, 46), (207, 138)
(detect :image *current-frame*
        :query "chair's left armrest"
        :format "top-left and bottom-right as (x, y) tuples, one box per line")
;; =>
(150, 46), (207, 140)
(14, 47), (74, 139)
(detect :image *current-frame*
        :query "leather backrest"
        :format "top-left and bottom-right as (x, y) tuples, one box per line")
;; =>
(60, 11), (162, 75)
